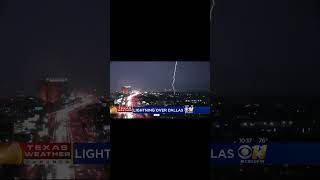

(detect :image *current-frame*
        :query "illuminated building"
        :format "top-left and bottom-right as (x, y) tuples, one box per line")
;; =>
(121, 86), (132, 95)
(37, 78), (69, 107)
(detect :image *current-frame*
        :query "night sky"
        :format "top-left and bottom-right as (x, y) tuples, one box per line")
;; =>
(213, 0), (320, 96)
(110, 61), (210, 92)
(0, 0), (320, 97)
(0, 0), (108, 96)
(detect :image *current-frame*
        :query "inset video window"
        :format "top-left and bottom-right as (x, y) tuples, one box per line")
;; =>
(110, 61), (211, 119)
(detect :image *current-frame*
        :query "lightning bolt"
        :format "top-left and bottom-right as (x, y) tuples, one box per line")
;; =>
(210, 0), (215, 22)
(172, 61), (178, 95)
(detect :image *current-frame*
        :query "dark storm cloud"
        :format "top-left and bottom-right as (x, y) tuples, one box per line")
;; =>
(212, 0), (320, 96)
(0, 0), (108, 96)
(1, 0), (319, 97)
(110, 61), (210, 92)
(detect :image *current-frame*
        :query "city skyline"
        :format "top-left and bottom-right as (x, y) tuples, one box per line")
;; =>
(110, 61), (210, 93)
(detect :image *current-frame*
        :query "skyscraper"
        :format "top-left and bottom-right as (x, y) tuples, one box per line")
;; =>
(37, 78), (69, 109)
(121, 86), (132, 95)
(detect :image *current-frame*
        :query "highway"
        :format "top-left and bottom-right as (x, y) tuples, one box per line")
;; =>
(114, 91), (152, 119)
(50, 95), (98, 179)
(21, 95), (108, 179)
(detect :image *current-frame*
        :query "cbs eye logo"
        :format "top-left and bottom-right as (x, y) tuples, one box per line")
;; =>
(238, 145), (267, 160)
(238, 145), (252, 159)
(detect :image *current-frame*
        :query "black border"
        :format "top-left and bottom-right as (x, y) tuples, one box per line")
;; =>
(110, 0), (211, 61)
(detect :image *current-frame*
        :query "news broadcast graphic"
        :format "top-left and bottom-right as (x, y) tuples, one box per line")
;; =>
(21, 143), (72, 164)
(211, 143), (320, 166)
(132, 106), (210, 115)
(110, 61), (212, 119)
(0, 143), (111, 165)
(0, 143), (24, 165)
(73, 143), (110, 164)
